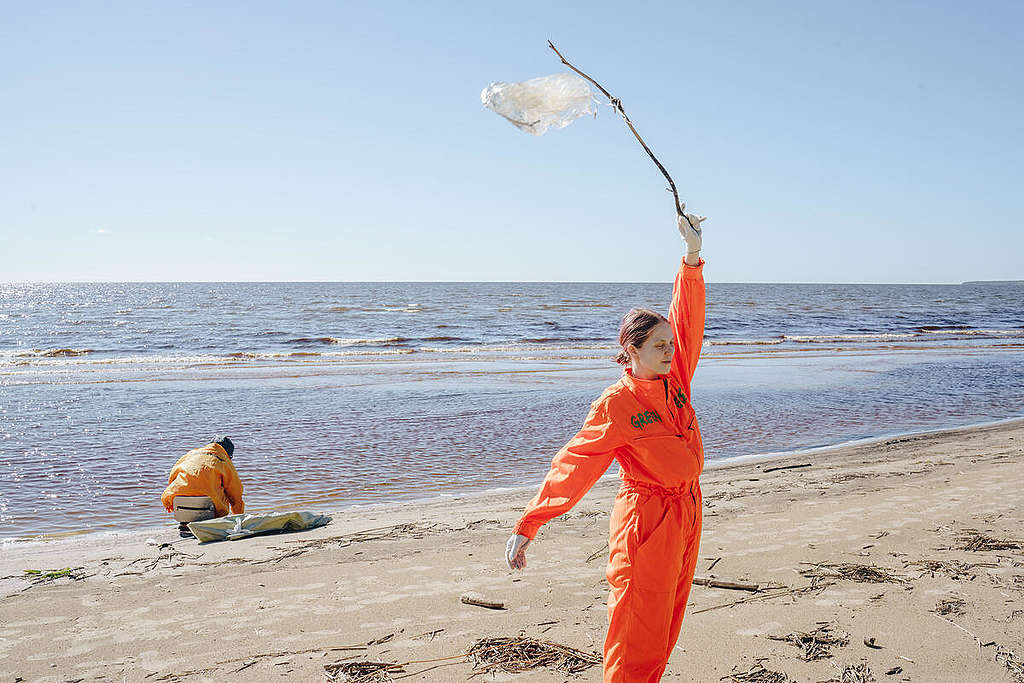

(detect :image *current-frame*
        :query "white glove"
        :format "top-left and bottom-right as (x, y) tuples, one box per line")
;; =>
(505, 533), (531, 570)
(677, 210), (708, 254)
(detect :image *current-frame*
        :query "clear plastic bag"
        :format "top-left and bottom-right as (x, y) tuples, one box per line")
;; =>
(481, 73), (597, 136)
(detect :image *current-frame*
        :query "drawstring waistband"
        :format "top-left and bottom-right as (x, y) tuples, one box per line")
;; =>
(620, 478), (699, 499)
(621, 478), (701, 527)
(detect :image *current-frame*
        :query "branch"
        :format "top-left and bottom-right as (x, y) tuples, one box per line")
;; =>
(548, 40), (688, 221)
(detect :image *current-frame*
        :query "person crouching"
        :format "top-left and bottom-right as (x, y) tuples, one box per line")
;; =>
(161, 436), (245, 537)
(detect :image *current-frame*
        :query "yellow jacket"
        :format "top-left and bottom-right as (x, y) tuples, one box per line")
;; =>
(161, 443), (244, 517)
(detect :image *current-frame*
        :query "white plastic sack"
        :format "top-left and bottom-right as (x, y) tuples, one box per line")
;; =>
(481, 73), (597, 136)
(188, 510), (331, 543)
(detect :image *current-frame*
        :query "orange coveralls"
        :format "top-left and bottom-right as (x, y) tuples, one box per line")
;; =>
(160, 443), (245, 517)
(514, 258), (705, 682)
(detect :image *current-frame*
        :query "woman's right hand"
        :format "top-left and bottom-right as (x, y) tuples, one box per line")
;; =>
(677, 211), (708, 255)
(505, 533), (531, 570)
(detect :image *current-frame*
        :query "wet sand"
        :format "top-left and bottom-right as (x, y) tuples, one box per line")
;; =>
(2, 419), (1023, 682)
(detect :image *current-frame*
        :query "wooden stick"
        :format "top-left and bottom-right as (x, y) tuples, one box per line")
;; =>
(548, 40), (689, 221)
(692, 576), (760, 592)
(461, 594), (505, 610)
(762, 463), (812, 473)
(691, 581), (832, 614)
(934, 615), (984, 648)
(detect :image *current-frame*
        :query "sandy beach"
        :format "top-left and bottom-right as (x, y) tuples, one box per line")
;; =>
(2, 418), (1023, 682)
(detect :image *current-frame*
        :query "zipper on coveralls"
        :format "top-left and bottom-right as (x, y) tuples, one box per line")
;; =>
(662, 378), (695, 435)
(665, 378), (701, 499)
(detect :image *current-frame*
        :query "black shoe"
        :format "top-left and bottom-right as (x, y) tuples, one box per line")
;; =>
(178, 523), (194, 538)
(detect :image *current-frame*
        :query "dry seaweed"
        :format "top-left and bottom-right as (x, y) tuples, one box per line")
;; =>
(839, 662), (873, 682)
(768, 624), (849, 661)
(324, 661), (404, 683)
(908, 558), (995, 580)
(957, 529), (1023, 552)
(815, 662), (873, 683)
(722, 662), (793, 682)
(117, 544), (201, 575)
(934, 597), (967, 616)
(997, 645), (1024, 683)
(21, 566), (87, 583)
(799, 562), (908, 584)
(466, 636), (601, 675)
(997, 650), (1024, 682)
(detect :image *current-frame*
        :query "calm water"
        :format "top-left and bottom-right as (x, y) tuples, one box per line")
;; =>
(1, 281), (1022, 540)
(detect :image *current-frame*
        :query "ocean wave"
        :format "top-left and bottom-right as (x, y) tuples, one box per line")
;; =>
(287, 336), (411, 347)
(706, 338), (785, 346)
(919, 328), (1024, 336)
(541, 302), (612, 310)
(6, 348), (95, 358)
(226, 349), (416, 360)
(702, 328), (1024, 347)
(784, 333), (920, 343)
(519, 336), (609, 344)
(306, 304), (424, 314)
(418, 342), (616, 354)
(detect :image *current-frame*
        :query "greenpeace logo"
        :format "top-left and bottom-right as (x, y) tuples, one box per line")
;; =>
(672, 387), (688, 409)
(630, 410), (662, 429)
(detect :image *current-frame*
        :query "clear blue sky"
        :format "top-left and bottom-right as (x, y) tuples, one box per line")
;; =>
(3, 1), (1021, 283)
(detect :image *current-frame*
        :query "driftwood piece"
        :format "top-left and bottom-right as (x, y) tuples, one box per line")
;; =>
(692, 580), (832, 615)
(762, 463), (811, 474)
(460, 592), (505, 610)
(692, 576), (760, 592)
(586, 543), (609, 563)
(547, 41), (689, 220)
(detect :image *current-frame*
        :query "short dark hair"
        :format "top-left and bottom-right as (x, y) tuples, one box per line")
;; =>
(615, 308), (668, 365)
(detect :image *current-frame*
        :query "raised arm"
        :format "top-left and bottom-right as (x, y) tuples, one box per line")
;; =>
(669, 212), (708, 389)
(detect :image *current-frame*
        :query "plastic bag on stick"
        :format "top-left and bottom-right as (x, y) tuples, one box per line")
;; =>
(481, 73), (597, 136)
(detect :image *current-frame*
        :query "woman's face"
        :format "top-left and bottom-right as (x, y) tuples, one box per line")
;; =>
(629, 321), (674, 379)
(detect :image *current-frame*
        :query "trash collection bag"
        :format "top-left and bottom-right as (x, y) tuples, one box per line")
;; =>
(188, 510), (331, 543)
(481, 73), (597, 136)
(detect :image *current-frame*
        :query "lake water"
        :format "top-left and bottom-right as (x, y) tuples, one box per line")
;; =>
(1, 280), (1022, 540)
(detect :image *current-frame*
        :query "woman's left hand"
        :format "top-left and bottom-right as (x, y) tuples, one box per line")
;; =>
(505, 533), (531, 570)
(677, 211), (708, 255)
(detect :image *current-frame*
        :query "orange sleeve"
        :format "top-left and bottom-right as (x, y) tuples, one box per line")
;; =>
(222, 465), (245, 515)
(668, 257), (706, 390)
(161, 485), (175, 512)
(513, 400), (620, 540)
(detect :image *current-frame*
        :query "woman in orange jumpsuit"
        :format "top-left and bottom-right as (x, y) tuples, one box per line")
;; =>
(506, 211), (708, 682)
